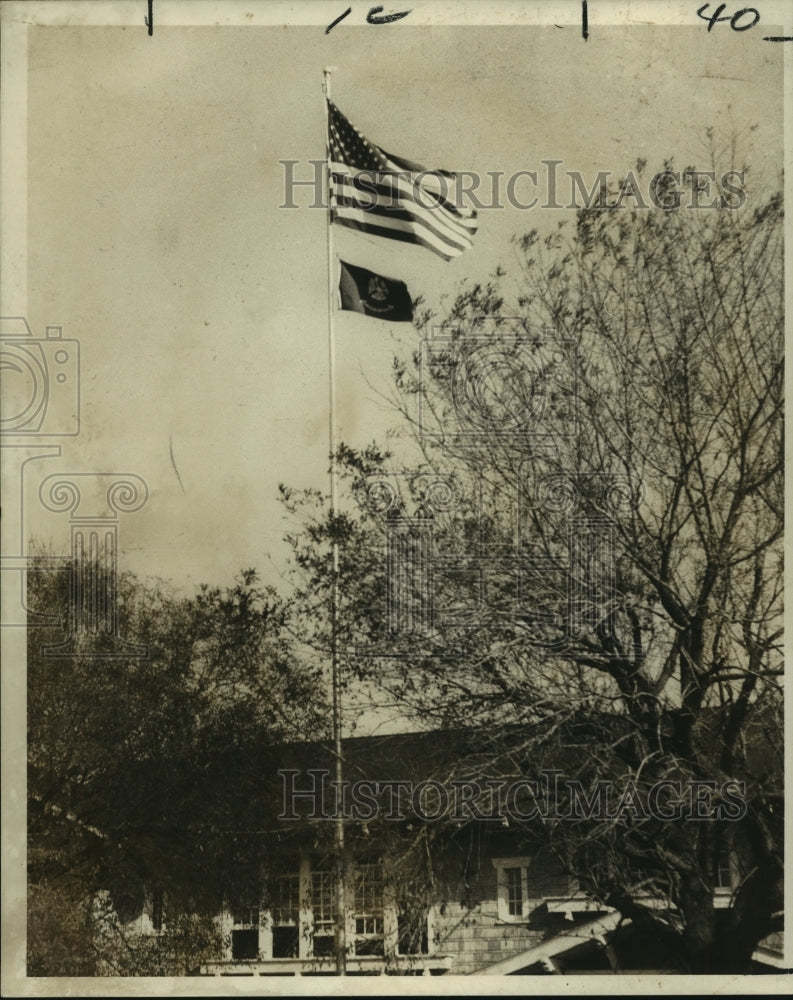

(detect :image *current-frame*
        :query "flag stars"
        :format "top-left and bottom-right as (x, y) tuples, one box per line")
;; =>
(327, 99), (478, 259)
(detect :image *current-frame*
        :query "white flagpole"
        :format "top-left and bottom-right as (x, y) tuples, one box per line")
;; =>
(323, 65), (346, 977)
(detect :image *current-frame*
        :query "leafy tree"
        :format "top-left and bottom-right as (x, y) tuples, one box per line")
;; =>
(27, 555), (326, 975)
(281, 157), (783, 972)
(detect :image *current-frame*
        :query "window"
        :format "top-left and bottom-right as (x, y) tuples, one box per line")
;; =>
(271, 874), (300, 958)
(311, 870), (336, 957)
(492, 857), (531, 922)
(231, 929), (259, 961)
(505, 867), (523, 916)
(352, 863), (384, 956)
(397, 903), (429, 956)
(231, 904), (260, 961)
(151, 889), (164, 933)
(232, 906), (260, 927)
(716, 846), (734, 891)
(271, 874), (299, 925)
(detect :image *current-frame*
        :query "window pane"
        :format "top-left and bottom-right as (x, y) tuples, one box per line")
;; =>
(311, 870), (335, 922)
(232, 905), (259, 927)
(505, 867), (523, 916)
(231, 928), (259, 960)
(716, 847), (732, 889)
(353, 863), (385, 956)
(398, 908), (429, 955)
(354, 935), (385, 956)
(272, 925), (298, 959)
(311, 869), (335, 956)
(312, 934), (335, 958)
(151, 890), (163, 932)
(354, 863), (383, 914)
(272, 874), (299, 925)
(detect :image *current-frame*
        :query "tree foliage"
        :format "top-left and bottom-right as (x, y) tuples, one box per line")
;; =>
(27, 558), (325, 975)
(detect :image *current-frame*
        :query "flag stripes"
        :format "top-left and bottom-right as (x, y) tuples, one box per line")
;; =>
(327, 100), (478, 261)
(331, 172), (475, 257)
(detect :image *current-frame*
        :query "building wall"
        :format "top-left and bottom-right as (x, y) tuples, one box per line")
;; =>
(432, 899), (544, 975)
(122, 825), (579, 974)
(428, 835), (575, 974)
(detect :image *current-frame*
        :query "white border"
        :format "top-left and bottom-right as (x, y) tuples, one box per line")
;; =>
(2, 1), (790, 995)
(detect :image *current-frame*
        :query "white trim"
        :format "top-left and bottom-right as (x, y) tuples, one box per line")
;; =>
(751, 945), (787, 969)
(298, 856), (312, 959)
(491, 856), (532, 922)
(201, 954), (453, 976)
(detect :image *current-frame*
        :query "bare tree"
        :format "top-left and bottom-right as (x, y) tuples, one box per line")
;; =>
(282, 156), (784, 972)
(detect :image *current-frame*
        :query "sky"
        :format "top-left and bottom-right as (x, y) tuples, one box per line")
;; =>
(17, 12), (784, 600)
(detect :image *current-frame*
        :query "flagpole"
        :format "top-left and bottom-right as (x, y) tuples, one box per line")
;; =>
(323, 65), (346, 978)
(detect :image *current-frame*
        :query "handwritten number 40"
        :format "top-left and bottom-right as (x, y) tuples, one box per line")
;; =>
(696, 3), (760, 30)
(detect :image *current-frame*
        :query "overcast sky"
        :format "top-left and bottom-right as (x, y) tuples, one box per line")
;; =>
(22, 16), (783, 595)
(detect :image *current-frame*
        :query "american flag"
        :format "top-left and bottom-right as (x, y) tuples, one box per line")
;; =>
(327, 100), (478, 262)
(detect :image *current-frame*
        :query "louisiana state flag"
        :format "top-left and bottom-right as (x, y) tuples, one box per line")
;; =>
(338, 260), (414, 322)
